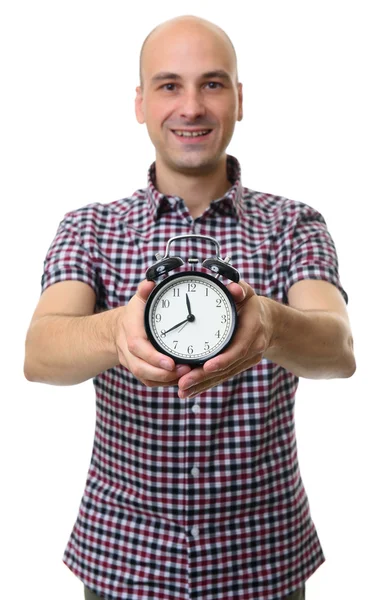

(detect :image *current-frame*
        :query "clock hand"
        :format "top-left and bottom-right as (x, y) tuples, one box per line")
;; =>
(177, 321), (189, 334)
(162, 312), (196, 335)
(162, 317), (190, 335)
(186, 293), (192, 317)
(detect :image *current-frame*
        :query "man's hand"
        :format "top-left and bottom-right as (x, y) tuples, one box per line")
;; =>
(177, 277), (356, 398)
(115, 280), (192, 387)
(177, 281), (272, 398)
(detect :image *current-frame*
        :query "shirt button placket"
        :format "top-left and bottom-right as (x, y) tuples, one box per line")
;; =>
(189, 400), (201, 545)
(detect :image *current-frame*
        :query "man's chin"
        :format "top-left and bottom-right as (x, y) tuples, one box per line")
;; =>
(164, 153), (222, 176)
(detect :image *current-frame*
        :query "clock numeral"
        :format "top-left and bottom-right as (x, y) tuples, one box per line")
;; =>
(155, 314), (162, 322)
(220, 314), (227, 324)
(161, 299), (170, 308)
(160, 330), (166, 338)
(205, 288), (209, 297)
(173, 288), (180, 297)
(187, 283), (196, 292)
(215, 330), (221, 338)
(173, 340), (178, 349)
(204, 342), (210, 351)
(187, 345), (194, 355)
(216, 299), (222, 308)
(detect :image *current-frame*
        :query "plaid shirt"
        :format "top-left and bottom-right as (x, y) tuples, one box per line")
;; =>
(41, 156), (347, 600)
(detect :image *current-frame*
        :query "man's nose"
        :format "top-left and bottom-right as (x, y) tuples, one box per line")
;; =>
(179, 89), (206, 120)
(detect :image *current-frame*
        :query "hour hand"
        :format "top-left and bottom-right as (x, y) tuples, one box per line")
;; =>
(186, 293), (192, 317)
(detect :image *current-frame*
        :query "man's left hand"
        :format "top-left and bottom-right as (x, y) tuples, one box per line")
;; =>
(177, 280), (273, 398)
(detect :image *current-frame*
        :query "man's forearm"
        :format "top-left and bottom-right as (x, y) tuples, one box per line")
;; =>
(24, 309), (123, 385)
(263, 298), (356, 379)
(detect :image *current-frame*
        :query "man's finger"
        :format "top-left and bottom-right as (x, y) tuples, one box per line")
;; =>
(178, 354), (259, 399)
(135, 279), (156, 303)
(202, 327), (254, 373)
(126, 351), (191, 384)
(227, 280), (254, 306)
(127, 336), (177, 370)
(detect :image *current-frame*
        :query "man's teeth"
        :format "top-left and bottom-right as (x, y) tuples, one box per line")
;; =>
(173, 130), (210, 137)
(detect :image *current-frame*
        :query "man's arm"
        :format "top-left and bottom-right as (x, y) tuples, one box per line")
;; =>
(176, 279), (356, 399)
(24, 280), (191, 386)
(263, 279), (355, 379)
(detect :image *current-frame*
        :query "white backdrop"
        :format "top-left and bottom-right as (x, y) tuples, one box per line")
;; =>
(1, 1), (380, 598)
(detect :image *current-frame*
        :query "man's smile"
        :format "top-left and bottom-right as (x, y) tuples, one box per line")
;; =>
(170, 128), (213, 142)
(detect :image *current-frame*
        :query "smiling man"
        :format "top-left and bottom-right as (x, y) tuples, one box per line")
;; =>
(24, 14), (355, 600)
(135, 16), (243, 217)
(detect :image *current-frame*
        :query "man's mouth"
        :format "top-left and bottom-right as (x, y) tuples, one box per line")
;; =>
(171, 129), (212, 138)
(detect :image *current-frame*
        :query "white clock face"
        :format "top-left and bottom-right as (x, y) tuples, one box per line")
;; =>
(146, 273), (236, 363)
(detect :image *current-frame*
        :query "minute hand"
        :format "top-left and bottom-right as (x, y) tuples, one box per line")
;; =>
(162, 312), (195, 335)
(162, 317), (190, 335)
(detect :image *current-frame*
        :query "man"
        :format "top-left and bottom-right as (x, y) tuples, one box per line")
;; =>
(24, 15), (355, 600)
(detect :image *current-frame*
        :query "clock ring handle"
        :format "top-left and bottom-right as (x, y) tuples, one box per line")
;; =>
(163, 234), (240, 283)
(146, 234), (241, 282)
(163, 234), (223, 259)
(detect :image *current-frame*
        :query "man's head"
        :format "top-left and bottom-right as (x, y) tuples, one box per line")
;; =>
(135, 15), (243, 177)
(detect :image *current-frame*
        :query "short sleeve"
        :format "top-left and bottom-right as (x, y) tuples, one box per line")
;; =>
(41, 214), (100, 298)
(285, 205), (348, 304)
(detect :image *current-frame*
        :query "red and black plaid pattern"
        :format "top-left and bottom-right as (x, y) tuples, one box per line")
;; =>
(41, 156), (347, 600)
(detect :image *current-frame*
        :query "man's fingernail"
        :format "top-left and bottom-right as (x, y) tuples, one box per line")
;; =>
(160, 359), (173, 371)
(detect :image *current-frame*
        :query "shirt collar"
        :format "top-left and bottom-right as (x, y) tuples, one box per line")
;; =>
(146, 155), (244, 221)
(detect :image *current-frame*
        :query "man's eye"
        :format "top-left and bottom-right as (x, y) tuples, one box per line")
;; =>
(161, 83), (176, 91)
(206, 82), (222, 89)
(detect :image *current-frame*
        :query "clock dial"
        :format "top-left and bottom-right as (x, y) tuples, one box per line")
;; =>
(145, 272), (237, 364)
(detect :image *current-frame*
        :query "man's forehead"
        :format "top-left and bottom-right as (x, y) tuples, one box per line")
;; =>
(140, 18), (238, 85)
(146, 33), (233, 62)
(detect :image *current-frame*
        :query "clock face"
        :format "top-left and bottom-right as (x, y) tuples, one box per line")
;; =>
(144, 271), (237, 364)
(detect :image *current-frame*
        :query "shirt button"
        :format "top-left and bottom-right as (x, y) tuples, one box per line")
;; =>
(192, 403), (201, 414)
(191, 526), (200, 539)
(191, 466), (200, 477)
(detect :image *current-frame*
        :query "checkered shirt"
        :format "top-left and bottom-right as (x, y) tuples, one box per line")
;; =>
(41, 155), (348, 600)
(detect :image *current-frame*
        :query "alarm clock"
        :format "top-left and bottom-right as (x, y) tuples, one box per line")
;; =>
(144, 234), (240, 365)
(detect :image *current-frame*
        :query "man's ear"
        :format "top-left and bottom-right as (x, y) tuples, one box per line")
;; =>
(135, 86), (145, 124)
(237, 82), (243, 122)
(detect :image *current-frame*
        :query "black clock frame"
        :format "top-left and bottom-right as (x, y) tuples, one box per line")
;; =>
(144, 271), (238, 365)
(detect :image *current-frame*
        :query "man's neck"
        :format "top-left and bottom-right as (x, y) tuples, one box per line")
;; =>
(154, 156), (231, 219)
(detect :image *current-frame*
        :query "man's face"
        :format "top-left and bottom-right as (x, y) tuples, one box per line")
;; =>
(135, 24), (243, 175)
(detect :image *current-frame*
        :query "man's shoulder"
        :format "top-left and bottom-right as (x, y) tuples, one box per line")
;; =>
(242, 186), (326, 228)
(58, 189), (148, 231)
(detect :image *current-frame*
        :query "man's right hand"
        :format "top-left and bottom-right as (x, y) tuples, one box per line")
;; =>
(115, 280), (192, 387)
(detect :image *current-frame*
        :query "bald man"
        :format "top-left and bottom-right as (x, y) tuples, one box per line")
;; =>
(136, 15), (243, 218)
(25, 15), (355, 600)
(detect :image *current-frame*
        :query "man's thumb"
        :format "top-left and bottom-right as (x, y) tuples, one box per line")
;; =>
(135, 279), (156, 303)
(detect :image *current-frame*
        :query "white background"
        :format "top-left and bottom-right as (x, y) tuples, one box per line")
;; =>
(1, 1), (380, 598)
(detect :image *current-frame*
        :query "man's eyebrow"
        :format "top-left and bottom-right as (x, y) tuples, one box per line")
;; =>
(151, 72), (181, 83)
(201, 70), (232, 81)
(150, 70), (233, 83)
